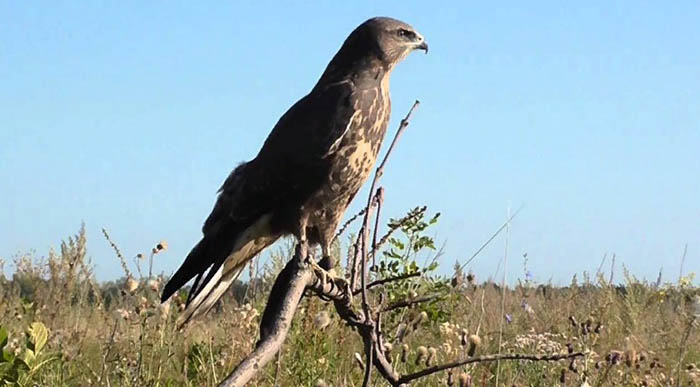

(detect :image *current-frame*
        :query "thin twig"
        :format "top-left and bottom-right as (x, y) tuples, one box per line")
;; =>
(495, 205), (511, 386)
(102, 228), (131, 278)
(333, 207), (368, 243)
(354, 101), (419, 386)
(596, 252), (607, 278)
(458, 204), (524, 272)
(369, 206), (427, 259)
(678, 243), (688, 284)
(370, 188), (385, 278)
(397, 352), (586, 384)
(99, 321), (119, 387)
(355, 271), (422, 295)
(382, 295), (439, 313)
(609, 253), (616, 285)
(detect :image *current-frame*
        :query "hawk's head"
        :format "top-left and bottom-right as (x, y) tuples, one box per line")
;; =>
(353, 17), (428, 65)
(322, 17), (427, 81)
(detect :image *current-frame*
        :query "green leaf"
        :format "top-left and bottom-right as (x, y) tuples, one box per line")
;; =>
(22, 349), (35, 366)
(0, 327), (7, 349)
(13, 356), (29, 372)
(2, 348), (14, 364)
(27, 322), (48, 354)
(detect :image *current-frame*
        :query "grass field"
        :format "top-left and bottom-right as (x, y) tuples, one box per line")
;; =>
(1, 220), (698, 386)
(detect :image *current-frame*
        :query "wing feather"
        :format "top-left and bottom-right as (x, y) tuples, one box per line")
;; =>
(162, 80), (359, 316)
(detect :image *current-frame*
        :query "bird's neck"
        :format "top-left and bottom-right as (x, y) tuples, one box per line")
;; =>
(314, 54), (392, 91)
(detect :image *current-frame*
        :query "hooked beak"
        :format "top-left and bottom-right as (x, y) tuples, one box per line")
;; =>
(416, 40), (429, 54)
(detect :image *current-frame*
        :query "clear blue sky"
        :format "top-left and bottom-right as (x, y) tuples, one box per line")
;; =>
(2, 2), (699, 285)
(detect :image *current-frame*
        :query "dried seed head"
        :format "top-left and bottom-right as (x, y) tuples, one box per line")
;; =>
(650, 359), (658, 369)
(581, 322), (589, 336)
(401, 344), (409, 363)
(607, 350), (623, 365)
(638, 351), (646, 362)
(468, 334), (481, 357)
(559, 369), (567, 383)
(569, 315), (578, 328)
(125, 276), (139, 293)
(396, 323), (407, 341)
(594, 322), (603, 334)
(426, 347), (437, 366)
(566, 342), (574, 354)
(569, 358), (578, 373)
(466, 272), (476, 285)
(412, 311), (427, 330)
(461, 329), (469, 346)
(148, 278), (160, 292)
(353, 352), (365, 369)
(458, 372), (471, 387)
(442, 342), (452, 355)
(447, 370), (454, 386)
(156, 240), (168, 252)
(416, 346), (428, 365)
(383, 342), (394, 353)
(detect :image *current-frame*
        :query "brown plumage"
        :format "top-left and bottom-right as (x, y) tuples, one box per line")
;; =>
(161, 17), (428, 326)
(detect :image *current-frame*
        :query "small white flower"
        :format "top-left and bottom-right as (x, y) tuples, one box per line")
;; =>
(125, 277), (139, 293)
(147, 279), (160, 292)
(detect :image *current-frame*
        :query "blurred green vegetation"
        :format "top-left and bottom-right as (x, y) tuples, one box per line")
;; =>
(0, 212), (698, 386)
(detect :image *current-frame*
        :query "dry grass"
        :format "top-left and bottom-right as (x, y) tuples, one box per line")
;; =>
(0, 223), (698, 386)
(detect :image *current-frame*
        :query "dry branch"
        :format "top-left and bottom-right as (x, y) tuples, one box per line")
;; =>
(218, 243), (312, 387)
(397, 351), (586, 384)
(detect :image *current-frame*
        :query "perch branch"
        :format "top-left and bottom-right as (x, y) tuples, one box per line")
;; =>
(218, 243), (312, 387)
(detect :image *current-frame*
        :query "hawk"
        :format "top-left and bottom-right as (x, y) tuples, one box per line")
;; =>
(161, 17), (428, 325)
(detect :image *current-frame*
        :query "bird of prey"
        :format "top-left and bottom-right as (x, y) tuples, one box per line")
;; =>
(161, 17), (428, 325)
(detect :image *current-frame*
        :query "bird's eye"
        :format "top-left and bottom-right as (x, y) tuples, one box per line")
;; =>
(397, 29), (416, 40)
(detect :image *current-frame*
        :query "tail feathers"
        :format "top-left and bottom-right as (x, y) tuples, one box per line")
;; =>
(161, 239), (215, 303)
(185, 272), (203, 306)
(169, 213), (279, 328)
(175, 263), (246, 328)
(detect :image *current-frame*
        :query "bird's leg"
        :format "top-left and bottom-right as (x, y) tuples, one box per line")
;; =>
(315, 243), (353, 302)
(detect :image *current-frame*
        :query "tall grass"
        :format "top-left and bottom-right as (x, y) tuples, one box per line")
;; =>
(0, 224), (698, 386)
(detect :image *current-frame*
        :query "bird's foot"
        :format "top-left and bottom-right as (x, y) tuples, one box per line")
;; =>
(309, 258), (353, 302)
